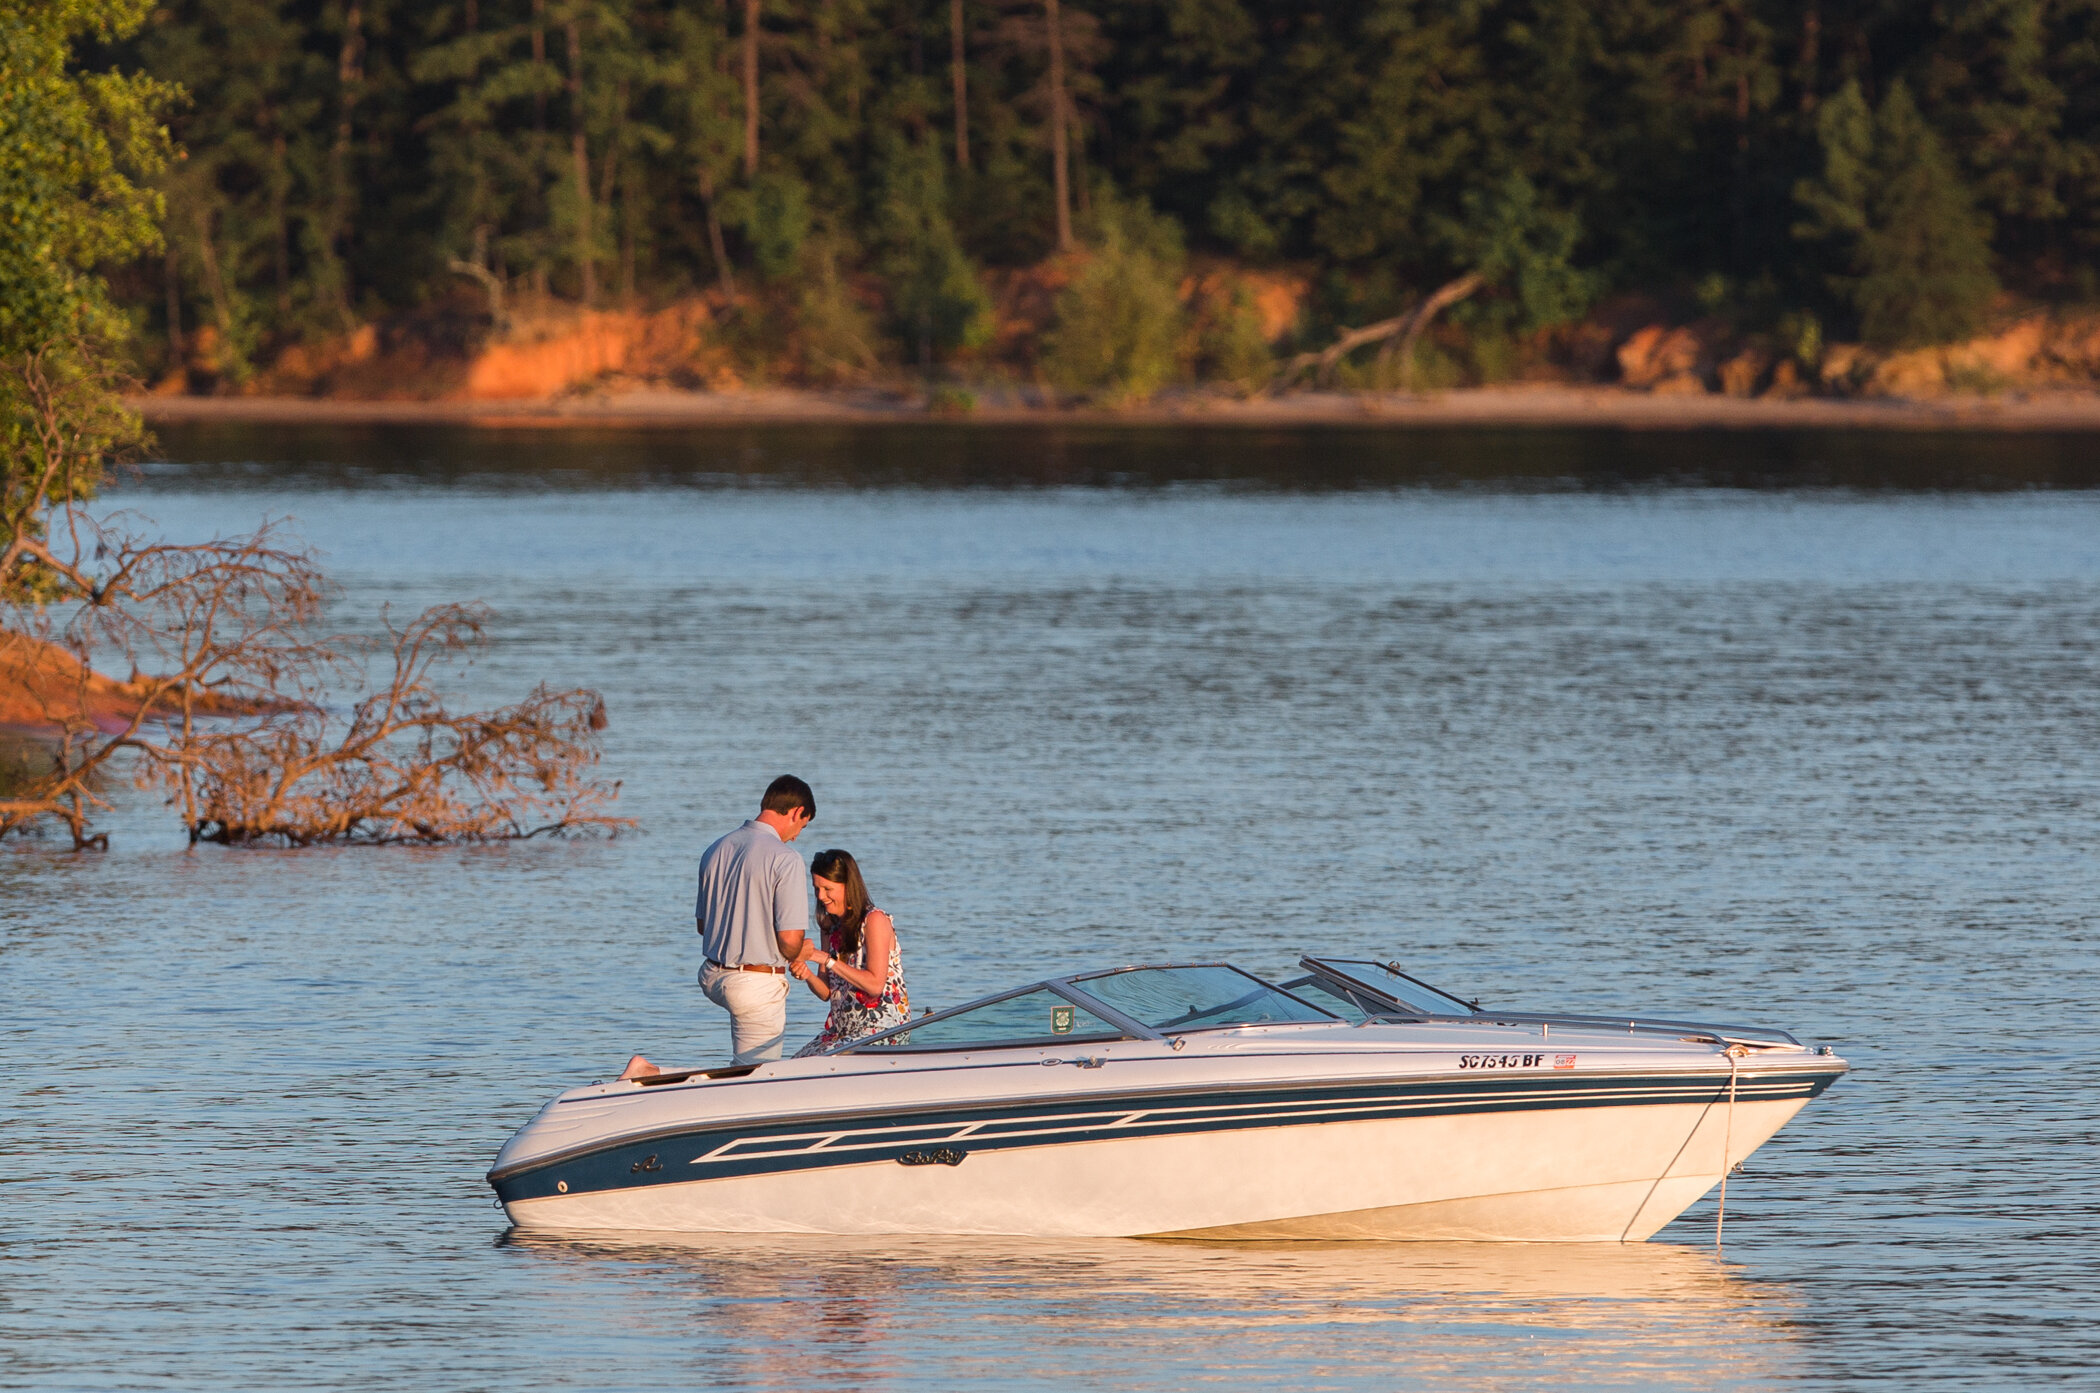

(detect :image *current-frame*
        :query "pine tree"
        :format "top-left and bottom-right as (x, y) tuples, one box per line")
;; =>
(1797, 78), (1998, 347)
(1853, 81), (1998, 346)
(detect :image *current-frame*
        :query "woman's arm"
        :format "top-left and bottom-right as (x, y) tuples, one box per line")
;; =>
(792, 957), (834, 1000)
(822, 911), (893, 999)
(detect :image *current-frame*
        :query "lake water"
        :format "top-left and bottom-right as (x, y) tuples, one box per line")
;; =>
(6, 424), (2097, 1389)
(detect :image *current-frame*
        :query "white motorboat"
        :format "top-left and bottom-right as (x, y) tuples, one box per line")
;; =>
(488, 957), (1847, 1241)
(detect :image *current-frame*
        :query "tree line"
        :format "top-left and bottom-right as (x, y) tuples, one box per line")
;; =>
(88, 0), (2100, 383)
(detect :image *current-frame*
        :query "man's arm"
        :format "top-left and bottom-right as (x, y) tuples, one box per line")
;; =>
(773, 854), (812, 963)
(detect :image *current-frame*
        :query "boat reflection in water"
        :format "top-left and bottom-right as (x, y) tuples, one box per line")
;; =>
(498, 1231), (1807, 1390)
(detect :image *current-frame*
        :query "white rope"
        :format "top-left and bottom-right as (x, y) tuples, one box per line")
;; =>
(1716, 1045), (1745, 1250)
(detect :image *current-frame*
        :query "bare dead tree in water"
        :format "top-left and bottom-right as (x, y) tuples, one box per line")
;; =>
(174, 598), (625, 846)
(1, 354), (630, 850)
(0, 522), (330, 847)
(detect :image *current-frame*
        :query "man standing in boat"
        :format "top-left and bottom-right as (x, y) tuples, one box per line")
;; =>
(693, 775), (817, 1064)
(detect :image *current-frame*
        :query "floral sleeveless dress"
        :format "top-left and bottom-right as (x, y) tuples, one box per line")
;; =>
(793, 909), (909, 1056)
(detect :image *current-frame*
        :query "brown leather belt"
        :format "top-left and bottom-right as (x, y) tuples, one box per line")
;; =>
(706, 958), (788, 976)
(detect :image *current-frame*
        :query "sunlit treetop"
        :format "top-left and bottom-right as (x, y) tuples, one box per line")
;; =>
(0, 0), (173, 356)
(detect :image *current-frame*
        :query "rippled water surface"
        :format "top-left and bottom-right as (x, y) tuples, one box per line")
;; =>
(7, 426), (2098, 1389)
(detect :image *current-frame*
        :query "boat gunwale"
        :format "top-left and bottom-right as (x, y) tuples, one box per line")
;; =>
(486, 1052), (1849, 1186)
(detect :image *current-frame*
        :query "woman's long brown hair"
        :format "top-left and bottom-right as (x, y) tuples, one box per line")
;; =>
(809, 848), (871, 958)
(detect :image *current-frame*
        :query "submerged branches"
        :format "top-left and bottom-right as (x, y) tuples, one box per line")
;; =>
(1, 516), (631, 850)
(180, 602), (627, 845)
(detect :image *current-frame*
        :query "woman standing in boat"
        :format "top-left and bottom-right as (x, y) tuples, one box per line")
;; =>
(792, 849), (909, 1055)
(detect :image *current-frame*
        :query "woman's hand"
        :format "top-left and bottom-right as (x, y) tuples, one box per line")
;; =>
(792, 956), (832, 1000)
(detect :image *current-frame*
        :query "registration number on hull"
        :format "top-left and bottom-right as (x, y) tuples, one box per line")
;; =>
(1460, 1053), (1546, 1069)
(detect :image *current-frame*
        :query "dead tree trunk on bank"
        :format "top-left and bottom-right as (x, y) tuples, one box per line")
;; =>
(1278, 274), (1483, 390)
(697, 167), (737, 299)
(447, 259), (509, 330)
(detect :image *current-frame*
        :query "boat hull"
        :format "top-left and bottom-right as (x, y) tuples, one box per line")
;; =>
(499, 1087), (1816, 1241)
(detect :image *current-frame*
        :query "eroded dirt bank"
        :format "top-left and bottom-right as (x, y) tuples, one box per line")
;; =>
(0, 636), (264, 740)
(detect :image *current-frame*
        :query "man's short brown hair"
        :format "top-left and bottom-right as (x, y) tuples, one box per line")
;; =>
(760, 775), (815, 819)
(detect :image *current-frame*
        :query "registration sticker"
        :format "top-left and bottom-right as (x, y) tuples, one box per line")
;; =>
(1051, 1005), (1075, 1035)
(1554, 1053), (1579, 1069)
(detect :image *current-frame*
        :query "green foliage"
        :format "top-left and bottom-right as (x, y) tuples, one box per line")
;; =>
(1194, 281), (1272, 393)
(0, 0), (170, 356)
(1796, 80), (1999, 348)
(1465, 329), (1520, 384)
(723, 173), (812, 282)
(1, 0), (170, 565)
(1206, 190), (1279, 259)
(1042, 197), (1188, 404)
(1777, 310), (1823, 371)
(1853, 84), (1999, 348)
(1795, 81), (1874, 245)
(791, 237), (882, 383)
(876, 137), (994, 364)
(1450, 173), (1598, 332)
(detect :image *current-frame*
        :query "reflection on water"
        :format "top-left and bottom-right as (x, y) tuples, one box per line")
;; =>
(142, 420), (2100, 492)
(502, 1233), (1803, 1391)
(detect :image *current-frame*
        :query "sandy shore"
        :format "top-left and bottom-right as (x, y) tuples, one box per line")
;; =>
(128, 383), (2100, 430)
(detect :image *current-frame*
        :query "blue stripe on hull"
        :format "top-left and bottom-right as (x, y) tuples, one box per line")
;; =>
(491, 1068), (1840, 1204)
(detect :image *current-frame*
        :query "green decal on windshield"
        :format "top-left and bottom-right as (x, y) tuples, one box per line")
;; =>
(1051, 1005), (1075, 1035)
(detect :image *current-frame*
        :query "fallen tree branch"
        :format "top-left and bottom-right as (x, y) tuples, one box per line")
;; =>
(1275, 273), (1485, 390)
(447, 259), (510, 332)
(1384, 273), (1484, 391)
(2, 511), (630, 849)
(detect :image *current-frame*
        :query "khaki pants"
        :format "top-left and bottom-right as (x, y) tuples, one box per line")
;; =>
(699, 964), (790, 1063)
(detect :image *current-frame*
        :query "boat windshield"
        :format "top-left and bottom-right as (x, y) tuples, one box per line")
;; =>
(1070, 965), (1334, 1032)
(849, 988), (1129, 1053)
(1277, 976), (1370, 1023)
(1299, 958), (1476, 1016)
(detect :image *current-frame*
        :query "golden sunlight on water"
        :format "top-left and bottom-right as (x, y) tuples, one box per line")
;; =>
(503, 1234), (1804, 1390)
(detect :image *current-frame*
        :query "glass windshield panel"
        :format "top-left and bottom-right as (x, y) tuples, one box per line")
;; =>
(1074, 966), (1334, 1031)
(852, 989), (1126, 1051)
(1279, 976), (1369, 1024)
(1306, 959), (1476, 1016)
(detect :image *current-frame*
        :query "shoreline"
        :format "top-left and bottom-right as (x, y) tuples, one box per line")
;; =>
(127, 383), (2100, 432)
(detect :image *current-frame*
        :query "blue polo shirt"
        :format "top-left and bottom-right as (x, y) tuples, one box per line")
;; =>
(695, 819), (810, 967)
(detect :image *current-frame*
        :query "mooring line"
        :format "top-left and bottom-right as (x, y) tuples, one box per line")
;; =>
(1715, 1045), (1745, 1251)
(1619, 1072), (1722, 1243)
(1618, 1046), (1752, 1245)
